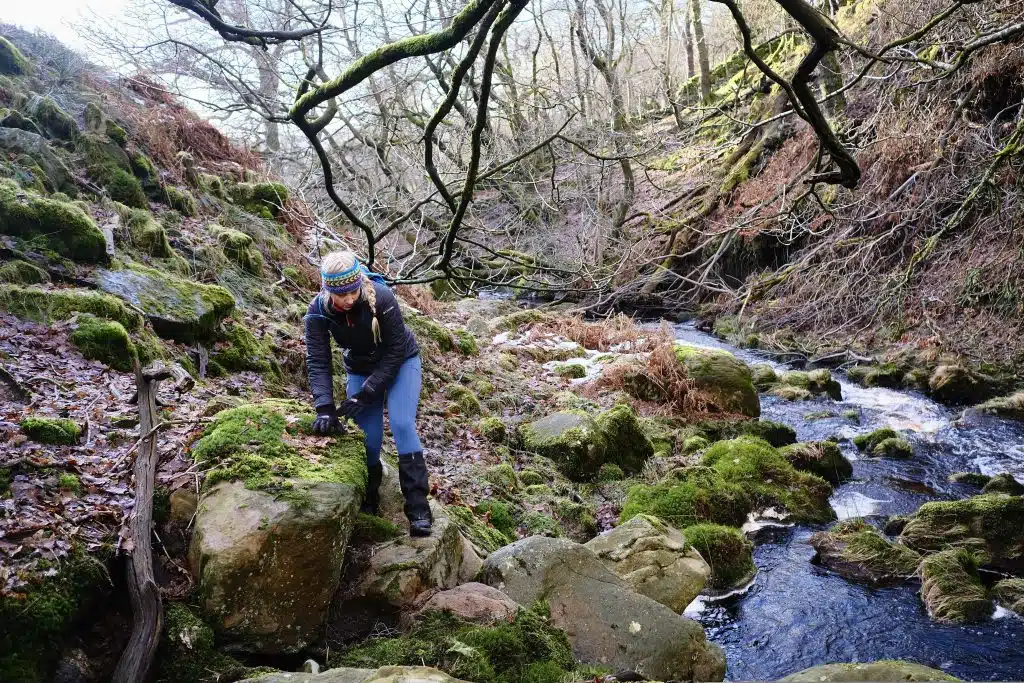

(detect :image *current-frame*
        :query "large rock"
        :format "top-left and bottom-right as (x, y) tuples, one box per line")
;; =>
(919, 549), (992, 624)
(481, 536), (726, 681)
(977, 392), (1024, 420)
(928, 364), (997, 405)
(993, 578), (1024, 614)
(189, 480), (361, 653)
(0, 127), (75, 192)
(94, 263), (235, 342)
(809, 520), (920, 585)
(584, 515), (710, 612)
(409, 583), (519, 626)
(517, 403), (653, 481)
(779, 441), (853, 485)
(766, 369), (843, 402)
(781, 661), (959, 682)
(241, 666), (473, 683)
(0, 180), (107, 263)
(899, 494), (1024, 572)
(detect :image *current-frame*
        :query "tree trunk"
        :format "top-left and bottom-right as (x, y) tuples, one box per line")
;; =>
(681, 0), (695, 79)
(661, 0), (685, 129)
(691, 0), (711, 100)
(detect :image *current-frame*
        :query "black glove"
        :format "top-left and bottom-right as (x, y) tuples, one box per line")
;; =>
(338, 396), (367, 420)
(312, 404), (342, 435)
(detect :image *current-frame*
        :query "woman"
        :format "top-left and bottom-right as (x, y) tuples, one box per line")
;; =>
(304, 250), (431, 537)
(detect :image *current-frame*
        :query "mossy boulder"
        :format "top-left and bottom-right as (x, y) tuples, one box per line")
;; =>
(919, 549), (992, 624)
(121, 208), (174, 257)
(928, 364), (997, 405)
(846, 363), (903, 389)
(0, 180), (107, 263)
(228, 181), (289, 218)
(480, 536), (726, 681)
(554, 362), (586, 379)
(189, 401), (366, 653)
(899, 494), (1024, 572)
(0, 548), (108, 683)
(698, 417), (797, 447)
(992, 578), (1024, 614)
(444, 383), (481, 416)
(702, 437), (835, 524)
(210, 320), (275, 374)
(94, 263), (234, 343)
(982, 473), (1024, 496)
(0, 37), (30, 76)
(780, 661), (960, 682)
(482, 462), (519, 492)
(0, 284), (142, 330)
(154, 603), (248, 682)
(977, 392), (1024, 420)
(476, 416), (506, 443)
(28, 96), (77, 141)
(674, 343), (760, 417)
(20, 416), (80, 445)
(779, 441), (853, 485)
(768, 369), (842, 401)
(949, 471), (991, 488)
(70, 313), (137, 372)
(853, 427), (912, 458)
(0, 259), (47, 284)
(809, 519), (921, 585)
(0, 127), (75, 192)
(447, 504), (515, 553)
(517, 404), (653, 481)
(584, 514), (711, 612)
(165, 185), (198, 216)
(245, 667), (473, 682)
(620, 465), (752, 529)
(683, 523), (756, 590)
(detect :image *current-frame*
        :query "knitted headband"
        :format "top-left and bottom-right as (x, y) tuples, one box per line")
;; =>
(321, 261), (364, 294)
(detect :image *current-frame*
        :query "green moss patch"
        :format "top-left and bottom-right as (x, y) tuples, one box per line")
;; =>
(779, 441), (852, 485)
(154, 603), (249, 683)
(191, 400), (367, 496)
(70, 313), (137, 372)
(445, 383), (482, 416)
(684, 523), (756, 590)
(210, 320), (275, 374)
(476, 416), (506, 443)
(0, 38), (30, 76)
(448, 504), (516, 553)
(0, 259), (47, 284)
(121, 207), (174, 257)
(674, 343), (760, 417)
(978, 392), (1024, 420)
(209, 225), (262, 275)
(0, 284), (142, 330)
(31, 97), (77, 141)
(165, 186), (197, 217)
(336, 605), (577, 683)
(853, 427), (898, 451)
(920, 548), (992, 624)
(621, 465), (752, 528)
(20, 416), (80, 445)
(351, 512), (403, 544)
(993, 578), (1024, 614)
(0, 180), (107, 263)
(228, 181), (289, 219)
(810, 519), (921, 585)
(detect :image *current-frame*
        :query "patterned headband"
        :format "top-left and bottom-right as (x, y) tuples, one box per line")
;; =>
(321, 261), (364, 294)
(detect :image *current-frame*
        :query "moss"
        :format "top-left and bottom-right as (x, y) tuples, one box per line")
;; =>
(55, 472), (81, 495)
(210, 320), (275, 374)
(871, 436), (913, 458)
(32, 97), (77, 141)
(477, 416), (506, 443)
(982, 473), (1024, 495)
(227, 181), (289, 219)
(483, 462), (519, 492)
(847, 363), (903, 388)
(703, 437), (835, 524)
(524, 484), (552, 497)
(105, 120), (128, 146)
(337, 606), (576, 683)
(750, 363), (778, 390)
(682, 435), (710, 453)
(0, 547), (107, 683)
(853, 427), (899, 451)
(0, 180), (107, 263)
(779, 441), (852, 485)
(0, 259), (47, 284)
(674, 343), (760, 417)
(164, 186), (197, 217)
(899, 494), (1024, 571)
(83, 102), (104, 133)
(554, 363), (586, 379)
(351, 512), (403, 544)
(129, 151), (158, 186)
(20, 416), (80, 445)
(519, 468), (544, 486)
(0, 285), (141, 330)
(455, 329), (479, 355)
(993, 578), (1024, 614)
(448, 504), (516, 553)
(621, 465), (752, 528)
(523, 511), (562, 536)
(810, 519), (921, 585)
(97, 166), (147, 208)
(198, 173), (226, 199)
(0, 38), (30, 76)
(948, 472), (991, 487)
(154, 603), (248, 683)
(445, 383), (482, 416)
(684, 523), (756, 589)
(122, 208), (174, 257)
(490, 309), (552, 333)
(70, 314), (137, 372)
(920, 548), (992, 624)
(978, 392), (1024, 420)
(405, 310), (456, 354)
(553, 500), (598, 540)
(191, 400), (367, 496)
(593, 403), (654, 473)
(598, 463), (624, 482)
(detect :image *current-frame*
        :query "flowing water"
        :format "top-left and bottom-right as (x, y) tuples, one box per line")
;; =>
(671, 323), (1024, 681)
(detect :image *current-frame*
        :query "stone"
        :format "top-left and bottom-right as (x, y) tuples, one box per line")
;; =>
(481, 536), (726, 681)
(982, 473), (1024, 496)
(768, 369), (843, 402)
(240, 666), (473, 683)
(410, 583), (519, 626)
(809, 519), (920, 585)
(919, 549), (992, 624)
(456, 534), (484, 583)
(977, 392), (1024, 420)
(0, 127), (74, 192)
(584, 515), (710, 612)
(928, 364), (996, 405)
(992, 578), (1024, 614)
(169, 488), (198, 522)
(899, 494), (1024, 572)
(93, 263), (235, 343)
(189, 480), (361, 653)
(0, 180), (106, 263)
(674, 343), (760, 417)
(780, 661), (960, 682)
(779, 441), (853, 485)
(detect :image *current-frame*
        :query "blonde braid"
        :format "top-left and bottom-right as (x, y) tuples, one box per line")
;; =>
(362, 279), (381, 344)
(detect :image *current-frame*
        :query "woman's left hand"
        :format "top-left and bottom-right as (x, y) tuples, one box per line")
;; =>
(338, 397), (366, 418)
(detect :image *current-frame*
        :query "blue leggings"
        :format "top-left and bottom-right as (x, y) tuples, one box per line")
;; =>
(346, 354), (423, 464)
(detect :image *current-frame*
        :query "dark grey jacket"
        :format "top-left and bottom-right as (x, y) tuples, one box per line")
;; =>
(304, 282), (419, 410)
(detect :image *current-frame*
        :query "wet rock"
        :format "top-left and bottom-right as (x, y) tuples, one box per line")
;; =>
(481, 536), (726, 681)
(240, 666), (473, 683)
(584, 515), (711, 612)
(882, 515), (909, 536)
(517, 403), (653, 481)
(779, 441), (853, 485)
(810, 519), (920, 585)
(977, 392), (1024, 420)
(919, 549), (992, 624)
(189, 480), (361, 653)
(409, 583), (519, 626)
(780, 661), (959, 681)
(992, 578), (1024, 614)
(684, 523), (756, 591)
(982, 473), (1024, 496)
(768, 369), (843, 402)
(948, 472), (991, 488)
(853, 427), (912, 458)
(899, 494), (1024, 572)
(846, 364), (903, 389)
(928, 365), (997, 405)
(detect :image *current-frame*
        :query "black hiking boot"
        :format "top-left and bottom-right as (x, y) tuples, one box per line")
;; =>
(398, 451), (432, 537)
(360, 461), (383, 515)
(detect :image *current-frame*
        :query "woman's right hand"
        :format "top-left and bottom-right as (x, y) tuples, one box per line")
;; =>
(312, 404), (343, 435)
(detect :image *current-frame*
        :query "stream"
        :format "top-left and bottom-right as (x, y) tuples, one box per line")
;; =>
(671, 323), (1024, 681)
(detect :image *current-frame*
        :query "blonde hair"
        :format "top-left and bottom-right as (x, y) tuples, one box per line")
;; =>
(320, 250), (381, 344)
